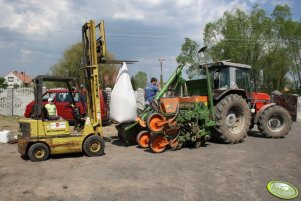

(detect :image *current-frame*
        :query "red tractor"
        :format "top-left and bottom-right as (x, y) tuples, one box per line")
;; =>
(187, 61), (294, 143)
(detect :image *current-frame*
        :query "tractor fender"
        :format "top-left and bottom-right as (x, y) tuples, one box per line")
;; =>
(254, 103), (276, 124)
(214, 89), (247, 102)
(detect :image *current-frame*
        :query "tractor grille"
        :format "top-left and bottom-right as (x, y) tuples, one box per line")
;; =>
(19, 123), (30, 137)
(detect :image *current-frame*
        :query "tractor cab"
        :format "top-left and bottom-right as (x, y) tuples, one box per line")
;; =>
(202, 61), (253, 95)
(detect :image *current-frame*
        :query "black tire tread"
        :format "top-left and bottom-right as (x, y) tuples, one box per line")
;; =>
(258, 105), (292, 138)
(28, 142), (49, 162)
(83, 135), (105, 157)
(213, 94), (251, 143)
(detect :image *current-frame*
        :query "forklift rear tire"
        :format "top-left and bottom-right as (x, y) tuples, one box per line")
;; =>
(83, 135), (105, 157)
(28, 143), (49, 162)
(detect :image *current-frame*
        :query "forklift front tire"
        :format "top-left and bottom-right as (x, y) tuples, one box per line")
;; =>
(28, 143), (50, 162)
(83, 135), (105, 157)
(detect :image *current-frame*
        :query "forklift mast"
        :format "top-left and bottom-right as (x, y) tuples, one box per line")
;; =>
(82, 20), (106, 135)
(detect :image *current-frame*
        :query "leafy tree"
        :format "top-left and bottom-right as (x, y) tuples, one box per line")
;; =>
(133, 71), (147, 90)
(176, 4), (299, 92)
(176, 38), (201, 79)
(273, 5), (301, 93)
(0, 77), (8, 89)
(50, 42), (119, 89)
(50, 42), (83, 81)
(13, 83), (19, 89)
(99, 52), (120, 89)
(258, 48), (291, 92)
(203, 5), (272, 90)
(130, 76), (136, 90)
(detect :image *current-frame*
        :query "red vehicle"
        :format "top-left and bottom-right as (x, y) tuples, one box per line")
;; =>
(24, 89), (109, 124)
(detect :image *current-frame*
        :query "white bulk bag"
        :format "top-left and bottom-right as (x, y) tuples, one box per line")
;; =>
(110, 62), (137, 123)
(0, 130), (10, 143)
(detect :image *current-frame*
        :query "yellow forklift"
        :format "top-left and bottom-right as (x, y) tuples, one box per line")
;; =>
(18, 20), (106, 161)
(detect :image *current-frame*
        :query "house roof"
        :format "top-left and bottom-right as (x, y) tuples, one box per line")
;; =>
(12, 71), (32, 84)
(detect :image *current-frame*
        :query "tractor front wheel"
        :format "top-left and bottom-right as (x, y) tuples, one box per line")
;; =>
(258, 105), (292, 138)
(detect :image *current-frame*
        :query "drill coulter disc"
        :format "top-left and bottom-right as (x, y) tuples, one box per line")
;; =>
(147, 113), (166, 132)
(149, 134), (169, 153)
(136, 130), (151, 148)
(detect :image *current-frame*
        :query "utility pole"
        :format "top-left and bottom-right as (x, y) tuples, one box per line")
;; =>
(158, 58), (165, 88)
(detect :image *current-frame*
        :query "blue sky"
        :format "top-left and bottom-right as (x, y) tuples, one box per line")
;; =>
(0, 0), (300, 82)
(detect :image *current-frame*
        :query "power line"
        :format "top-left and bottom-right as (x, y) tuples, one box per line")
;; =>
(108, 33), (169, 38)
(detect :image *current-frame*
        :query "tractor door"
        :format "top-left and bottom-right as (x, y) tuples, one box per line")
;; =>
(235, 68), (252, 97)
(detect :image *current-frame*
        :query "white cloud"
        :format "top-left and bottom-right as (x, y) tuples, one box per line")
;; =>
(248, 0), (268, 4)
(176, 0), (194, 7)
(0, 0), (290, 77)
(0, 0), (75, 37)
(113, 12), (145, 20)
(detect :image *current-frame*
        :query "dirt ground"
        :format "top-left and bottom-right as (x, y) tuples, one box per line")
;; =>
(0, 115), (300, 201)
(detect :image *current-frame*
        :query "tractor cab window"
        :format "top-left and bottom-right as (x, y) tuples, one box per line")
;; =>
(219, 67), (230, 89)
(212, 67), (230, 89)
(235, 68), (250, 92)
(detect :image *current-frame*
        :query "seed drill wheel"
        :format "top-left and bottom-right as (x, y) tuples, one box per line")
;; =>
(147, 113), (165, 132)
(258, 105), (292, 138)
(213, 94), (251, 143)
(28, 143), (50, 162)
(136, 130), (151, 148)
(149, 134), (169, 153)
(83, 135), (105, 157)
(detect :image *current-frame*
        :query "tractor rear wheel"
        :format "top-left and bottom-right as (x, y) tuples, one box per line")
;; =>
(213, 94), (251, 143)
(258, 105), (292, 138)
(149, 134), (169, 153)
(136, 130), (151, 148)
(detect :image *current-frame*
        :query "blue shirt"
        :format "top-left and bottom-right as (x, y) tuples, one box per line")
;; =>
(145, 83), (159, 102)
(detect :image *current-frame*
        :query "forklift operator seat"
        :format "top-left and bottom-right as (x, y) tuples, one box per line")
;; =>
(41, 107), (61, 121)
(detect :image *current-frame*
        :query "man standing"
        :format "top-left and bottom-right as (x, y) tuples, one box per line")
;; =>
(144, 77), (159, 105)
(45, 97), (57, 116)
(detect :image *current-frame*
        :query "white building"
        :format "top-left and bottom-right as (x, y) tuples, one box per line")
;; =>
(4, 71), (32, 87)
